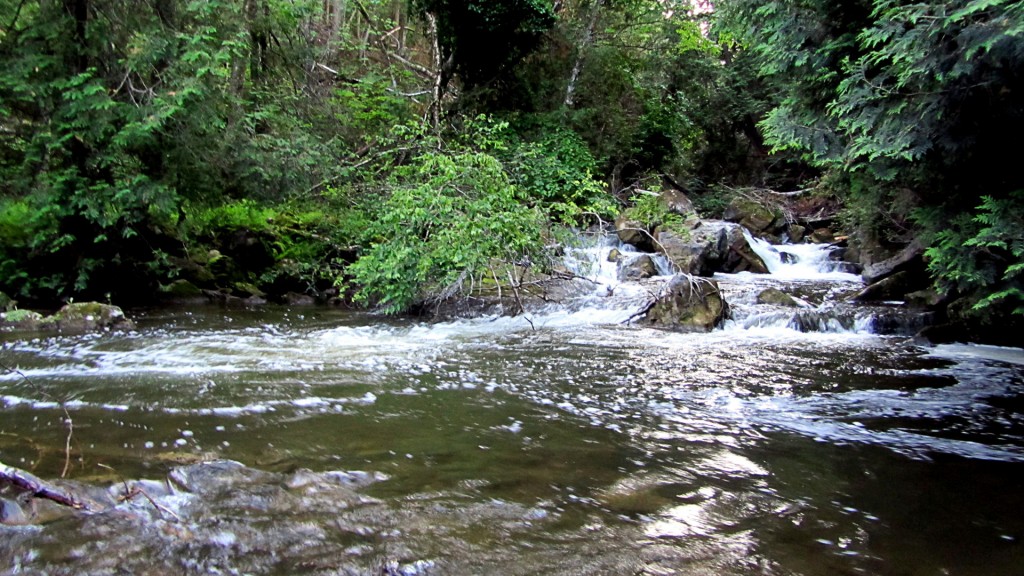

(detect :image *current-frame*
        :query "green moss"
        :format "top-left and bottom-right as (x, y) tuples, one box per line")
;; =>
(2, 309), (43, 324)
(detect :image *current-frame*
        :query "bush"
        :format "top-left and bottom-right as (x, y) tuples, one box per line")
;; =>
(348, 148), (547, 314)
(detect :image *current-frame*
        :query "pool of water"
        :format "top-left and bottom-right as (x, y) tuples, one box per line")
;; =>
(1, 303), (1022, 575)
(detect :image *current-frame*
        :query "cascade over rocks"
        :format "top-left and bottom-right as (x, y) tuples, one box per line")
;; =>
(641, 274), (728, 332)
(757, 287), (801, 307)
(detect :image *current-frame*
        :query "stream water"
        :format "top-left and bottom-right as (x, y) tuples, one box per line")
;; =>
(1, 234), (1023, 575)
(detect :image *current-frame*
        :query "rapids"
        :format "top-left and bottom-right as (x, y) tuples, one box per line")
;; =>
(1, 233), (1022, 575)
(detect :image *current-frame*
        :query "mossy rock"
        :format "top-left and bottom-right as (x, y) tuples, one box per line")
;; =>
(0, 309), (44, 330)
(160, 279), (205, 301)
(724, 198), (781, 234)
(232, 281), (266, 299)
(643, 275), (728, 332)
(0, 291), (16, 312)
(41, 302), (135, 334)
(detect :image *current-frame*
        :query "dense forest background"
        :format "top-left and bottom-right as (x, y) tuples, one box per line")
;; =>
(0, 0), (1021, 324)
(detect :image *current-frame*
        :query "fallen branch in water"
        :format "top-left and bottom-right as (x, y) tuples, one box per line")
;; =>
(0, 459), (92, 511)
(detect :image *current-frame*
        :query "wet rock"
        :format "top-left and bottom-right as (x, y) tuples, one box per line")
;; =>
(787, 224), (807, 243)
(617, 254), (658, 281)
(107, 478), (178, 501)
(656, 229), (712, 276)
(168, 460), (265, 496)
(282, 291), (316, 306)
(809, 227), (835, 244)
(917, 296), (1024, 347)
(656, 221), (768, 276)
(862, 239), (924, 284)
(614, 213), (653, 251)
(607, 248), (622, 263)
(854, 271), (925, 303)
(642, 275), (728, 332)
(0, 497), (28, 525)
(757, 288), (800, 307)
(905, 288), (944, 309)
(42, 302), (135, 334)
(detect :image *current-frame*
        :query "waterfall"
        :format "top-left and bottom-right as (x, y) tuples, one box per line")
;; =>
(548, 231), (869, 335)
(742, 230), (861, 281)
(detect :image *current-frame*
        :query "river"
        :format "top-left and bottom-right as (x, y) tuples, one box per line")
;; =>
(1, 234), (1022, 575)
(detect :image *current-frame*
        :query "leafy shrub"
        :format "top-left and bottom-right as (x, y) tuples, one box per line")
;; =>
(506, 127), (615, 223)
(348, 149), (547, 314)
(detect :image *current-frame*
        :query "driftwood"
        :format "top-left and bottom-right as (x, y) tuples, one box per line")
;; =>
(0, 459), (92, 511)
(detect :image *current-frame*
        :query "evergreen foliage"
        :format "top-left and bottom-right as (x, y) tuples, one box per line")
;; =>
(721, 0), (1024, 313)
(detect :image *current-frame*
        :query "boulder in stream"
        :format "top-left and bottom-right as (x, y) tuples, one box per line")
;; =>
(757, 288), (801, 307)
(642, 274), (728, 332)
(656, 221), (768, 276)
(0, 309), (45, 331)
(617, 254), (658, 281)
(614, 213), (654, 252)
(42, 302), (135, 333)
(853, 270), (925, 303)
(723, 197), (783, 236)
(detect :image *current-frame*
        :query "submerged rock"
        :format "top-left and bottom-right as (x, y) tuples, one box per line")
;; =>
(642, 274), (728, 332)
(0, 497), (28, 525)
(757, 288), (800, 307)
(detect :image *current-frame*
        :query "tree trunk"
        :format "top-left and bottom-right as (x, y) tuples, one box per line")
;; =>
(426, 11), (443, 128)
(564, 0), (602, 108)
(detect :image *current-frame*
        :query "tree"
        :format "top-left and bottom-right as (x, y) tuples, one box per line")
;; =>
(719, 0), (1024, 312)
